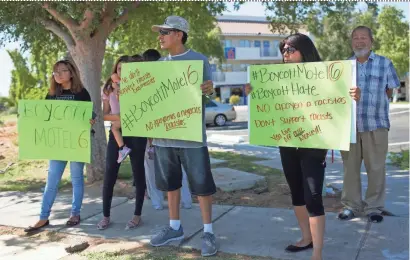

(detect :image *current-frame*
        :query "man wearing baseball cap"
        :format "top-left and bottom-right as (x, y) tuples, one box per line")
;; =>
(149, 16), (218, 257)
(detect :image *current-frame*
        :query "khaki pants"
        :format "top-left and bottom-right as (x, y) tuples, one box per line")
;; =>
(341, 128), (388, 215)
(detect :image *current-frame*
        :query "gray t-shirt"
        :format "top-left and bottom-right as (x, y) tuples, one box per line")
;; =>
(153, 49), (211, 148)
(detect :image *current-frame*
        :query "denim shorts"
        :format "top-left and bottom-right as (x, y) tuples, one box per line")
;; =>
(153, 146), (216, 196)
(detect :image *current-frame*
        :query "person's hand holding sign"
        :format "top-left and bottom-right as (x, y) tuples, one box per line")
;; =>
(349, 86), (361, 101)
(201, 80), (214, 95)
(245, 83), (252, 96)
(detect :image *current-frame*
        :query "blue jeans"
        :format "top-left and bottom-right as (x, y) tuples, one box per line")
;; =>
(40, 160), (85, 220)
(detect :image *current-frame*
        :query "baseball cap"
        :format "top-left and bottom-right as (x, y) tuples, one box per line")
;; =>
(152, 16), (189, 34)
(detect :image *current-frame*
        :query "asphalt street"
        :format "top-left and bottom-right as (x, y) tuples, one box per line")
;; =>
(206, 105), (409, 152)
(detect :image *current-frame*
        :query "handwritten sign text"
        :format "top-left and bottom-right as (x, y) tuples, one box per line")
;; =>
(120, 61), (203, 142)
(249, 61), (353, 151)
(18, 100), (92, 162)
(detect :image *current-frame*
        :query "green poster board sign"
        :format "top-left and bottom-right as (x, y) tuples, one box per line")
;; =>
(249, 60), (353, 151)
(120, 60), (203, 142)
(18, 100), (93, 163)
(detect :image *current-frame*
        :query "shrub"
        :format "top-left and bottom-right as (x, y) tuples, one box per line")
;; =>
(388, 150), (409, 170)
(7, 107), (17, 115)
(229, 95), (240, 105)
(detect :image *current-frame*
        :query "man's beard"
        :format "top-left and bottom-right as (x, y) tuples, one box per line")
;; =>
(353, 48), (370, 58)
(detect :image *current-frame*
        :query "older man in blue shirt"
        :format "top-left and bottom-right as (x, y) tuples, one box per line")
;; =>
(339, 26), (400, 223)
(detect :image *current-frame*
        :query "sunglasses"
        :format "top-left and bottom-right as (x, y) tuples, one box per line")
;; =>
(52, 69), (70, 76)
(282, 47), (297, 55)
(159, 29), (179, 36)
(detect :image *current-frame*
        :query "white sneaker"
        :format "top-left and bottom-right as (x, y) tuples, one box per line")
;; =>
(117, 146), (132, 163)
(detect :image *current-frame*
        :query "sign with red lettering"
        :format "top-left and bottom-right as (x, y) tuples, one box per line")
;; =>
(249, 61), (354, 151)
(119, 61), (203, 142)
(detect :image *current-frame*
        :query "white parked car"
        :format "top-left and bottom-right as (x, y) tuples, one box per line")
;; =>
(205, 100), (237, 126)
(392, 82), (407, 102)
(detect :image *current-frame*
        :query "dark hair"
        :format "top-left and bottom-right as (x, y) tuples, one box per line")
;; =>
(182, 32), (188, 45)
(279, 33), (321, 63)
(131, 54), (144, 62)
(143, 49), (161, 61)
(103, 55), (134, 95)
(351, 26), (374, 42)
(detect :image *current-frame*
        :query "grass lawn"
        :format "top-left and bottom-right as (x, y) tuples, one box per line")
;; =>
(388, 150), (409, 170)
(0, 159), (133, 192)
(0, 113), (133, 192)
(118, 158), (133, 179)
(209, 151), (282, 176)
(0, 160), (71, 192)
(0, 113), (17, 124)
(1, 115), (278, 193)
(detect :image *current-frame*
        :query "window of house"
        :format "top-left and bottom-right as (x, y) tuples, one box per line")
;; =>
(254, 41), (261, 57)
(239, 40), (251, 47)
(224, 40), (232, 48)
(272, 40), (280, 57)
(263, 40), (270, 56)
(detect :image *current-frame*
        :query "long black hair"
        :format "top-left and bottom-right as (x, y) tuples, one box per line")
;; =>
(279, 33), (321, 63)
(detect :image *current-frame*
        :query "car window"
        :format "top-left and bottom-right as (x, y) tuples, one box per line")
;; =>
(205, 101), (217, 108)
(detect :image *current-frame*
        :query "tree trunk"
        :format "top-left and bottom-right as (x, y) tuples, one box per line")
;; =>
(70, 38), (107, 183)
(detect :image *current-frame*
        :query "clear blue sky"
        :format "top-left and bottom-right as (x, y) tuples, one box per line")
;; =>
(0, 2), (408, 96)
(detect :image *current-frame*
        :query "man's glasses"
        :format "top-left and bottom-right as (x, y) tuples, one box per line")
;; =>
(159, 29), (177, 36)
(282, 47), (297, 55)
(52, 69), (70, 76)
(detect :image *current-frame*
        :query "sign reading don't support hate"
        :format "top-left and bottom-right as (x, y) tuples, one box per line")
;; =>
(249, 60), (353, 151)
(119, 60), (203, 142)
(18, 100), (93, 163)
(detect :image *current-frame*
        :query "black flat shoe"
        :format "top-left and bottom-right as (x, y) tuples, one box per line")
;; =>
(24, 220), (49, 233)
(285, 242), (313, 253)
(367, 212), (383, 223)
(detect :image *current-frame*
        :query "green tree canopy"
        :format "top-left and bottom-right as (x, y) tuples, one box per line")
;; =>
(376, 6), (409, 76)
(0, 1), (228, 181)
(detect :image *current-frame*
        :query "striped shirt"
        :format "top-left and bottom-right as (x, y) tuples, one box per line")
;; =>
(349, 52), (400, 132)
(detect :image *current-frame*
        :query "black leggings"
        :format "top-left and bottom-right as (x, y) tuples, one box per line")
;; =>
(103, 130), (147, 217)
(279, 147), (327, 217)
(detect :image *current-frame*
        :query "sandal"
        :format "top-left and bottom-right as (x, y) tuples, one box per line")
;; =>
(125, 218), (141, 230)
(97, 217), (110, 230)
(367, 212), (383, 223)
(24, 220), (49, 233)
(66, 216), (81, 226)
(338, 209), (355, 220)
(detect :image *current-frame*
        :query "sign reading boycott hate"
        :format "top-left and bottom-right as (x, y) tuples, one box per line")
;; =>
(18, 100), (93, 163)
(119, 61), (203, 142)
(249, 60), (353, 151)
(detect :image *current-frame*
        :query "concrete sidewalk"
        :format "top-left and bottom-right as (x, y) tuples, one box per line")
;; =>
(0, 189), (408, 259)
(0, 144), (408, 259)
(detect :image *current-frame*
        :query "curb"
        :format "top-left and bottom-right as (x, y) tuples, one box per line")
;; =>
(208, 134), (245, 144)
(209, 142), (397, 164)
(390, 103), (410, 109)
